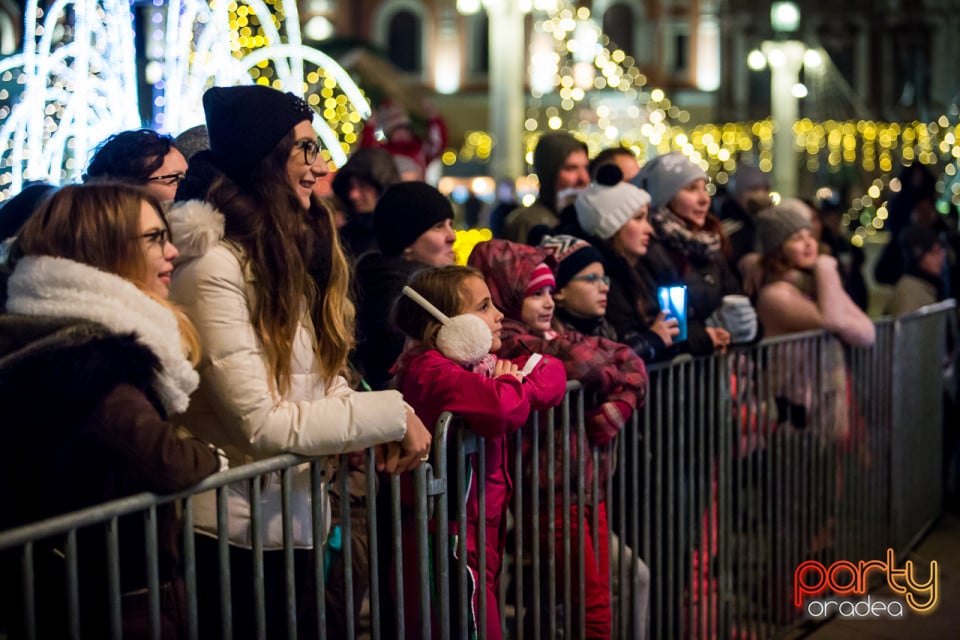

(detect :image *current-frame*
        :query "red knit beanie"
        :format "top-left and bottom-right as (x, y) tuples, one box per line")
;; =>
(525, 263), (556, 296)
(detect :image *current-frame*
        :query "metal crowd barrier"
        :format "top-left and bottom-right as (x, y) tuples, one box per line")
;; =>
(0, 302), (953, 640)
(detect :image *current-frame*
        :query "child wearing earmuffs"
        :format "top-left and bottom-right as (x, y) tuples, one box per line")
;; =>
(391, 265), (566, 640)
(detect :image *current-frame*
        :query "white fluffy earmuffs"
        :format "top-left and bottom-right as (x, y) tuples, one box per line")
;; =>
(401, 285), (492, 365)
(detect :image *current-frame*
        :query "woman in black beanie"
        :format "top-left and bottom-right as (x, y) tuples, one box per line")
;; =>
(166, 84), (431, 639)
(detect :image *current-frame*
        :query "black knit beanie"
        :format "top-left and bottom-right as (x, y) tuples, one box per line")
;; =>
(373, 182), (454, 257)
(202, 85), (314, 181)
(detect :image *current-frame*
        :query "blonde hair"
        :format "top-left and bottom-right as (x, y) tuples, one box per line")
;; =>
(393, 266), (482, 349)
(17, 182), (201, 365)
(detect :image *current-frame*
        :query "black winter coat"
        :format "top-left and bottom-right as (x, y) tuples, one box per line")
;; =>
(0, 315), (219, 638)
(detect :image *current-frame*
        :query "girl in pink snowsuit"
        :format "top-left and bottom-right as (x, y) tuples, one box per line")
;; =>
(393, 265), (567, 640)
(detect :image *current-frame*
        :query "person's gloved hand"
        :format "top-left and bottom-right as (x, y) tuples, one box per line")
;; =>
(708, 302), (758, 344)
(585, 400), (632, 447)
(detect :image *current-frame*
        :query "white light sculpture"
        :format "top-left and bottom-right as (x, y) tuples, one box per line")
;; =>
(0, 1), (141, 197)
(0, 0), (371, 200)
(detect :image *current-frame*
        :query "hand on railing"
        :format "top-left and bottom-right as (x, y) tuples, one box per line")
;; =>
(706, 326), (731, 354)
(376, 408), (433, 474)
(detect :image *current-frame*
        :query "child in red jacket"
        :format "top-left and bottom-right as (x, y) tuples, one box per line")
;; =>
(468, 239), (648, 639)
(393, 265), (566, 640)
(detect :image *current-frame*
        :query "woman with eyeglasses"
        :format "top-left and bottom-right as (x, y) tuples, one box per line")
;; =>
(166, 85), (431, 638)
(575, 164), (680, 363)
(84, 129), (189, 203)
(0, 182), (219, 638)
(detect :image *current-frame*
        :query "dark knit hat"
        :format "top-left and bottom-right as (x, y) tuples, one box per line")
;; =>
(202, 85), (314, 181)
(539, 234), (606, 289)
(173, 124), (210, 161)
(373, 182), (454, 257)
(900, 225), (942, 268)
(0, 182), (56, 241)
(730, 165), (770, 196)
(755, 202), (813, 254)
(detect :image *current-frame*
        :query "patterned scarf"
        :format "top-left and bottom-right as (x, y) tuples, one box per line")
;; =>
(649, 206), (722, 261)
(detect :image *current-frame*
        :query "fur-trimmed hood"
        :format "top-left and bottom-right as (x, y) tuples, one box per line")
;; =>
(5, 256), (198, 414)
(167, 199), (226, 263)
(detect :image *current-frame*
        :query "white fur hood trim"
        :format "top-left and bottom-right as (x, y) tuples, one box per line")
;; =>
(6, 256), (199, 414)
(167, 199), (225, 262)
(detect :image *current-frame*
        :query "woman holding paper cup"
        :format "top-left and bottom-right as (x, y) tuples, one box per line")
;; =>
(633, 152), (756, 355)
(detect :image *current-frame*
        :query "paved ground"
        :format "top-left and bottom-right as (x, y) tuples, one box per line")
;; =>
(785, 512), (959, 640)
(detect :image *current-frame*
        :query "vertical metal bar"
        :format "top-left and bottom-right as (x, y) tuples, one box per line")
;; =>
(414, 461), (432, 640)
(513, 425), (524, 640)
(703, 357), (713, 640)
(391, 474), (406, 639)
(65, 529), (79, 640)
(434, 418), (451, 640)
(532, 408), (542, 640)
(652, 368), (663, 639)
(216, 487), (233, 640)
(576, 389), (587, 640)
(250, 477), (266, 640)
(561, 390), (572, 640)
(641, 378), (652, 639)
(477, 438), (487, 640)
(338, 457), (356, 640)
(22, 541), (36, 640)
(105, 517), (122, 640)
(281, 468), (297, 640)
(675, 362), (688, 640)
(311, 460), (328, 640)
(183, 496), (199, 640)
(144, 506), (161, 640)
(617, 412), (628, 640)
(547, 405), (557, 640)
(456, 429), (468, 640)
(366, 451), (379, 640)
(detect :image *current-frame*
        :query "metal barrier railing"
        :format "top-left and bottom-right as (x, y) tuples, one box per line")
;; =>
(1, 302), (953, 640)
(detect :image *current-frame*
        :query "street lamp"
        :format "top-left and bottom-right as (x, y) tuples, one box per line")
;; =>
(747, 2), (810, 196)
(456, 0), (561, 181)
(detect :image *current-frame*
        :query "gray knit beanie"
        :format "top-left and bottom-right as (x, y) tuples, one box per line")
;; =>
(755, 202), (813, 254)
(632, 152), (708, 210)
(575, 164), (652, 240)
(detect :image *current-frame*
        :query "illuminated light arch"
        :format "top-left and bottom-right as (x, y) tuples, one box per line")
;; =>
(0, 0), (371, 200)
(150, 0), (371, 166)
(0, 0), (140, 198)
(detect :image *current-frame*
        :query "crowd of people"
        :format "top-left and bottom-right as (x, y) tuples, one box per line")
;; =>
(0, 83), (957, 639)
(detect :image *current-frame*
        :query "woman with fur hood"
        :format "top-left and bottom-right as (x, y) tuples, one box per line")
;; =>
(0, 182), (220, 638)
(167, 85), (431, 638)
(468, 238), (648, 639)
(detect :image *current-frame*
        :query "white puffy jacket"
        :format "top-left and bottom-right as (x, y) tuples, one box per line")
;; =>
(168, 200), (407, 548)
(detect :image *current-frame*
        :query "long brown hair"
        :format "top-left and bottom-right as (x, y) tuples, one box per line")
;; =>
(204, 129), (353, 392)
(393, 266), (482, 349)
(17, 182), (201, 364)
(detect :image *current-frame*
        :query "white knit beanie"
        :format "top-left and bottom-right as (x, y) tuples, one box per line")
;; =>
(575, 164), (652, 240)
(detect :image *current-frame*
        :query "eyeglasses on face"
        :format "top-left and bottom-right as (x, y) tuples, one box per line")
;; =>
(140, 228), (170, 250)
(294, 139), (322, 165)
(569, 273), (611, 286)
(146, 172), (186, 187)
